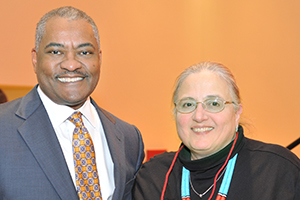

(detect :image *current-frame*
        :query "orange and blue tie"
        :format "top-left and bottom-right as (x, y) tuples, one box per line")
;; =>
(68, 111), (102, 200)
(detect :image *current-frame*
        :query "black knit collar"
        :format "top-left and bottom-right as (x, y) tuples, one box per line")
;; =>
(178, 126), (245, 172)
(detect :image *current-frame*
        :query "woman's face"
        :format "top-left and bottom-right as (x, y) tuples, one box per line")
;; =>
(175, 70), (242, 160)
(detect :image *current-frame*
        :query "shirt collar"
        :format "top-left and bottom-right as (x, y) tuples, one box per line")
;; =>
(37, 86), (98, 128)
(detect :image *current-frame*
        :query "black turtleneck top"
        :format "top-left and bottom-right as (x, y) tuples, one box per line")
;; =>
(133, 126), (300, 200)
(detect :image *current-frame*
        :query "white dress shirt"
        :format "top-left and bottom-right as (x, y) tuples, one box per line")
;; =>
(37, 86), (115, 200)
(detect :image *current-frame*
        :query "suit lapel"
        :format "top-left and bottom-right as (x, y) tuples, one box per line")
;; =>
(16, 87), (78, 200)
(92, 100), (126, 200)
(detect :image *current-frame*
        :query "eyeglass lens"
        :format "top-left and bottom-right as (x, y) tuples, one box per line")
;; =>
(176, 97), (227, 113)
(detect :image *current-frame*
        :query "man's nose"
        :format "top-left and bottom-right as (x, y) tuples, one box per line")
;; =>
(60, 52), (82, 71)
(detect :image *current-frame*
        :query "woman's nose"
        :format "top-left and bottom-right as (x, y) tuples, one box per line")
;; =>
(192, 103), (209, 122)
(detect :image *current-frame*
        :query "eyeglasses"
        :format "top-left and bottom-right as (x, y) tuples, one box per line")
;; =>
(175, 96), (235, 113)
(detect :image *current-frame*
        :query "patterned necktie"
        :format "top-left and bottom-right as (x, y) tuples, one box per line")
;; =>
(68, 111), (102, 200)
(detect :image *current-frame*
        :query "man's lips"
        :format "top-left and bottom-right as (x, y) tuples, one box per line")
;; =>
(55, 71), (88, 83)
(57, 77), (84, 83)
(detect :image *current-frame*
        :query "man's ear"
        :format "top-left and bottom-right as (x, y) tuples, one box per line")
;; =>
(99, 50), (102, 66)
(31, 48), (38, 74)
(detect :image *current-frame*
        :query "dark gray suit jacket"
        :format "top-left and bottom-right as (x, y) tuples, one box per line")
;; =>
(0, 86), (145, 200)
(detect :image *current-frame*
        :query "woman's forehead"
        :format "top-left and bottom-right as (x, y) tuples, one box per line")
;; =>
(178, 71), (231, 99)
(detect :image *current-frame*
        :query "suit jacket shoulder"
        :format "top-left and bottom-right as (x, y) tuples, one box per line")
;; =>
(0, 86), (79, 200)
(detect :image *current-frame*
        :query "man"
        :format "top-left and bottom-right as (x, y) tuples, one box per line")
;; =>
(0, 6), (144, 200)
(0, 88), (7, 103)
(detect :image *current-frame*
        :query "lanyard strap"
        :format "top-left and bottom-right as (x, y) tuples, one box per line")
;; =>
(181, 153), (238, 200)
(182, 166), (190, 199)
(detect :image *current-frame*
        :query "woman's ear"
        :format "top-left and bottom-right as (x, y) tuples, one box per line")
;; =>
(235, 104), (243, 126)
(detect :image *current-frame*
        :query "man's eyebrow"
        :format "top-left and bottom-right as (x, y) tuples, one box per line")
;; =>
(44, 43), (64, 49)
(44, 42), (96, 50)
(77, 43), (95, 49)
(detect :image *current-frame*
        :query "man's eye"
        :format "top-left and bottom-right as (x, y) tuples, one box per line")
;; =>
(80, 51), (93, 55)
(49, 50), (61, 55)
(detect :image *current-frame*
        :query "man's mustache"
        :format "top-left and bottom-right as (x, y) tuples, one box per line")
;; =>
(55, 71), (88, 77)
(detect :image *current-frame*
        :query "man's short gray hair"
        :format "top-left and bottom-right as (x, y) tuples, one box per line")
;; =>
(35, 6), (100, 52)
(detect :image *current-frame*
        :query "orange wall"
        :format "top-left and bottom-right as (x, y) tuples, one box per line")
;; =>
(1, 0), (300, 157)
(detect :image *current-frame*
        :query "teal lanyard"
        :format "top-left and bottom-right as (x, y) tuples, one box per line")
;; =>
(181, 153), (238, 200)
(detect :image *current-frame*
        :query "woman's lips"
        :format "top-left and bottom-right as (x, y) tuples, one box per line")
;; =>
(191, 127), (214, 133)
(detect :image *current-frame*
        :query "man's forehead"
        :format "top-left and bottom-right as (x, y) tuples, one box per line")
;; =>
(43, 18), (95, 40)
(45, 17), (91, 28)
(40, 17), (99, 51)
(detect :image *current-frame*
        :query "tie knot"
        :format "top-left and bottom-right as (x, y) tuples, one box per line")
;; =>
(68, 111), (83, 127)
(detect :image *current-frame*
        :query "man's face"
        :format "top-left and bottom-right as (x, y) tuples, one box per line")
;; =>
(32, 17), (101, 110)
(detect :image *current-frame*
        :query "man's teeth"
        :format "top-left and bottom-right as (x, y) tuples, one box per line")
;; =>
(58, 77), (84, 83)
(192, 127), (213, 132)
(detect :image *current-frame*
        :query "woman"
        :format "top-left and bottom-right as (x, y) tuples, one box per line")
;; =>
(133, 62), (300, 200)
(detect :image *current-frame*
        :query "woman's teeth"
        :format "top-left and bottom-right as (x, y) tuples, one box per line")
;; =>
(192, 127), (213, 132)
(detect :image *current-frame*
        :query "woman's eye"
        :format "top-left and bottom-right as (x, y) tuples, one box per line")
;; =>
(183, 102), (193, 108)
(210, 102), (221, 107)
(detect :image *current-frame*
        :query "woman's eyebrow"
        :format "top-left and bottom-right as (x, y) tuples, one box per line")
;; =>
(206, 95), (221, 98)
